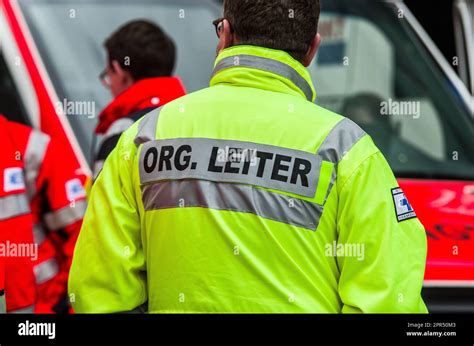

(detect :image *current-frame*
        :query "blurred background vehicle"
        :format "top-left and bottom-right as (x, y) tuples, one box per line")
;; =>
(453, 0), (473, 94)
(0, 0), (473, 312)
(407, 0), (473, 95)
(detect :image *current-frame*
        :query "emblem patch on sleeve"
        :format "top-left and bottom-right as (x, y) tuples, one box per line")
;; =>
(66, 178), (86, 201)
(391, 187), (416, 222)
(4, 167), (25, 192)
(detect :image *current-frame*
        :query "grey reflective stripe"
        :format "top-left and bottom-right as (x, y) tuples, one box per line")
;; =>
(33, 223), (47, 245)
(10, 304), (35, 314)
(93, 160), (104, 180)
(0, 194), (30, 221)
(140, 138), (321, 198)
(24, 130), (50, 198)
(316, 118), (366, 202)
(34, 258), (59, 284)
(134, 107), (162, 146)
(44, 199), (87, 231)
(142, 180), (322, 230)
(212, 55), (314, 101)
(100, 118), (134, 145)
(317, 118), (366, 163)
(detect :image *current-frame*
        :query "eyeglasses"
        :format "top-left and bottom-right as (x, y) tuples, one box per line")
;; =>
(212, 18), (233, 38)
(99, 68), (111, 87)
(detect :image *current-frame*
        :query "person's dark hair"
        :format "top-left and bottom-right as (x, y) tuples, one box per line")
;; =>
(224, 0), (320, 62)
(105, 20), (176, 80)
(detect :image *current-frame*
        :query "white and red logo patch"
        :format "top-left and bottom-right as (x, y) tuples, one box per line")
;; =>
(65, 178), (86, 201)
(3, 167), (25, 192)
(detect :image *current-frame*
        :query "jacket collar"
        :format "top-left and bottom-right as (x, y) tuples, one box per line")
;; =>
(210, 45), (316, 102)
(96, 77), (186, 134)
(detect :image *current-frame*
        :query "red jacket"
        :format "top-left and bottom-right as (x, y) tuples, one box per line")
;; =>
(5, 117), (87, 313)
(95, 76), (186, 134)
(0, 256), (5, 313)
(0, 115), (36, 313)
(93, 77), (186, 179)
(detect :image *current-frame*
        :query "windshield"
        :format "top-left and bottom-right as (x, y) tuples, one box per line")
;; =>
(20, 0), (474, 179)
(311, 0), (474, 180)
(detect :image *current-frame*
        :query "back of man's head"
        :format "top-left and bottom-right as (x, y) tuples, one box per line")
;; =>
(105, 20), (176, 81)
(224, 0), (320, 62)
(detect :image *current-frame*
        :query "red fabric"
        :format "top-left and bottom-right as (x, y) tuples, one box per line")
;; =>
(0, 115), (36, 312)
(0, 256), (4, 308)
(2, 214), (36, 311)
(95, 76), (186, 134)
(6, 119), (87, 313)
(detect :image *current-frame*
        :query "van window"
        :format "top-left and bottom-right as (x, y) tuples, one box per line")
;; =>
(310, 0), (474, 180)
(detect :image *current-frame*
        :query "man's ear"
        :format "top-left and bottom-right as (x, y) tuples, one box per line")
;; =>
(217, 19), (235, 54)
(111, 60), (133, 83)
(301, 33), (321, 67)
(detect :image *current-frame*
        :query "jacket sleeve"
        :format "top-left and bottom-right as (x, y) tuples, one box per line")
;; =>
(336, 147), (427, 313)
(31, 135), (87, 312)
(68, 126), (146, 313)
(39, 137), (87, 270)
(3, 212), (37, 312)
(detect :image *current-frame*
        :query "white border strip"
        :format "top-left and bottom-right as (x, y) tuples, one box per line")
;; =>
(454, 0), (474, 93)
(10, 0), (91, 176)
(396, 1), (474, 117)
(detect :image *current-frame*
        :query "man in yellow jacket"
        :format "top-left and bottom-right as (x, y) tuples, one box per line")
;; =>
(69, 0), (427, 313)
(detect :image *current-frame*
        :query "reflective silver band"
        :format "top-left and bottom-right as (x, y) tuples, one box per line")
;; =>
(98, 118), (134, 152)
(24, 130), (50, 198)
(33, 223), (47, 246)
(139, 138), (321, 198)
(317, 118), (366, 163)
(212, 55), (314, 101)
(142, 180), (322, 230)
(0, 193), (30, 221)
(134, 107), (162, 146)
(316, 118), (366, 202)
(44, 199), (87, 231)
(34, 258), (59, 285)
(10, 304), (35, 314)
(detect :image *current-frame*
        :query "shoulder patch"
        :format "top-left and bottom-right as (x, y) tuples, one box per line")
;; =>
(3, 167), (25, 192)
(391, 187), (416, 222)
(66, 178), (86, 201)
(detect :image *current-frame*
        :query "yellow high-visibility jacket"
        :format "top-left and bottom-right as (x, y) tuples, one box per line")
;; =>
(69, 46), (428, 313)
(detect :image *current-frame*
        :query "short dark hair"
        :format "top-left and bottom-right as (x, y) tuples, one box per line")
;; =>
(224, 0), (320, 62)
(105, 20), (176, 80)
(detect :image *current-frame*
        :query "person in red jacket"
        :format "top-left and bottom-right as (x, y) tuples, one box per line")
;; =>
(3, 116), (87, 313)
(0, 115), (36, 313)
(93, 19), (186, 179)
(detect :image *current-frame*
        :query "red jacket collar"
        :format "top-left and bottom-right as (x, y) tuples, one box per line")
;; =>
(96, 77), (186, 134)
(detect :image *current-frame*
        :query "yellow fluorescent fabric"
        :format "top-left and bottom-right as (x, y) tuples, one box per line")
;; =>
(69, 46), (427, 313)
